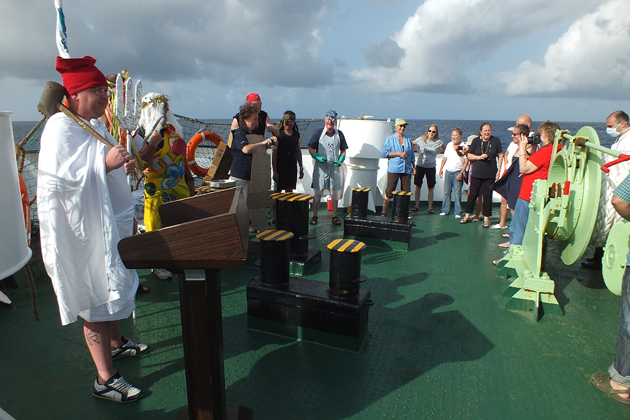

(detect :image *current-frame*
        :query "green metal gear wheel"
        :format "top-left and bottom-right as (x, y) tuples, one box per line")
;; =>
(552, 126), (602, 265)
(603, 219), (630, 296)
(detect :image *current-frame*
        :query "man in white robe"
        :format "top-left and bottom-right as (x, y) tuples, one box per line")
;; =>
(583, 110), (630, 269)
(37, 56), (149, 403)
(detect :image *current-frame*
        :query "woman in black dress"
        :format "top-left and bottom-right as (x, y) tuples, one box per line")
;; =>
(272, 110), (304, 192)
(461, 122), (503, 227)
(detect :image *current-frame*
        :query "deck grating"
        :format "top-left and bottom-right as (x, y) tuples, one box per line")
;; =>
(0, 205), (626, 419)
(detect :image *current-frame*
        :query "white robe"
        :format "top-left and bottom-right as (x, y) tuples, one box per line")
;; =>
(37, 113), (138, 326)
(590, 131), (630, 247)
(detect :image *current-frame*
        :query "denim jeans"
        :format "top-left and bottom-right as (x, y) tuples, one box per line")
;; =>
(610, 266), (630, 387)
(441, 170), (463, 216)
(508, 198), (530, 246)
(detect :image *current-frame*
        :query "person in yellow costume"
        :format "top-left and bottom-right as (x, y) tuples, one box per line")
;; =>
(137, 93), (195, 279)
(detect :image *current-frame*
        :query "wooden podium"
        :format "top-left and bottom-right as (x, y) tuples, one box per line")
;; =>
(118, 188), (252, 420)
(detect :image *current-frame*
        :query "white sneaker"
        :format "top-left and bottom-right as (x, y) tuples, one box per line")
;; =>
(112, 337), (150, 360)
(455, 215), (462, 219)
(93, 371), (142, 402)
(152, 268), (172, 280)
(439, 212), (447, 216)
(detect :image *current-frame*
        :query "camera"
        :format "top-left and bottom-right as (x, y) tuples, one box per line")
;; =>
(456, 144), (469, 157)
(528, 133), (541, 145)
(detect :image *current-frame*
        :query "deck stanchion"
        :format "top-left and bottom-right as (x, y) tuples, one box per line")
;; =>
(350, 188), (370, 218)
(327, 239), (367, 299)
(257, 229), (293, 286)
(391, 191), (412, 223)
(271, 193), (320, 275)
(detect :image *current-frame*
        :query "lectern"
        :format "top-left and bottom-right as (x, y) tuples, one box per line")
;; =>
(118, 188), (252, 420)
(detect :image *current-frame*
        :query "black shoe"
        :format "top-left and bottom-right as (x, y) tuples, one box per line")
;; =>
(586, 257), (595, 263)
(581, 261), (602, 270)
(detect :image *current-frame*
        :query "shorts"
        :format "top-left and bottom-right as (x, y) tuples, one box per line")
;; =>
(414, 166), (436, 189)
(385, 173), (412, 199)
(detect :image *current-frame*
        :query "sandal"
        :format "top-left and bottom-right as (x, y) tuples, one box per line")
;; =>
(591, 372), (630, 404)
(499, 242), (510, 248)
(332, 216), (342, 225)
(380, 212), (387, 217)
(483, 219), (490, 228)
(502, 233), (510, 238)
(460, 215), (470, 224)
(310, 216), (318, 225)
(411, 206), (419, 212)
(471, 217), (480, 222)
(136, 284), (150, 294)
(428, 208), (435, 214)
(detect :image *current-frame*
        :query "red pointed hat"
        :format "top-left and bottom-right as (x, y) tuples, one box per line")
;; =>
(55, 56), (107, 95)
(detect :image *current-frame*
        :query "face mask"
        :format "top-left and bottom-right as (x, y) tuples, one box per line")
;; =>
(607, 123), (620, 138)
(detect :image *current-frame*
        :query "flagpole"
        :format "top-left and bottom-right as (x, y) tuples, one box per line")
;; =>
(55, 0), (70, 58)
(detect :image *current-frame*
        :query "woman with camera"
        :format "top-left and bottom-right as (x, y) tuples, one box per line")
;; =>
(506, 121), (561, 248)
(461, 123), (503, 227)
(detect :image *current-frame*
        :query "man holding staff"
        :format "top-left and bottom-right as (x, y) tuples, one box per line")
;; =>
(38, 56), (149, 403)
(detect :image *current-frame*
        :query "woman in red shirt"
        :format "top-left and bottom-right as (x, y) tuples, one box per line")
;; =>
(507, 121), (561, 247)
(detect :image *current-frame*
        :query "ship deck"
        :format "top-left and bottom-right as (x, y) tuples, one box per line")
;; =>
(1, 205), (626, 420)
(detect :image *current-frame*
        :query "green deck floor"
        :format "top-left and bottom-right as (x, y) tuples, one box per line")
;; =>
(1, 206), (627, 419)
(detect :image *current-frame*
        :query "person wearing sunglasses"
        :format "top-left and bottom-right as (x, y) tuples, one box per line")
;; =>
(382, 119), (416, 217)
(272, 110), (304, 194)
(38, 56), (147, 403)
(412, 125), (445, 213)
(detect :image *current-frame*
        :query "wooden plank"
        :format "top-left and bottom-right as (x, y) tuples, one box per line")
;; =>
(118, 214), (246, 270)
(159, 188), (237, 227)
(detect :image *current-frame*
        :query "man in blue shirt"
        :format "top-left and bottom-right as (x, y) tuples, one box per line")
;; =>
(591, 173), (630, 404)
(381, 119), (415, 216)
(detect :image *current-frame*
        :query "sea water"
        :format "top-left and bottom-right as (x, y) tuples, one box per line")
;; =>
(12, 118), (615, 149)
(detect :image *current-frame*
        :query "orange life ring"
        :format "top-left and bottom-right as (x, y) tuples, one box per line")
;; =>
(19, 173), (31, 247)
(187, 131), (223, 177)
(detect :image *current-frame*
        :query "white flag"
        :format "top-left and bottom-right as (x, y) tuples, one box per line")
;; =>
(55, 0), (70, 58)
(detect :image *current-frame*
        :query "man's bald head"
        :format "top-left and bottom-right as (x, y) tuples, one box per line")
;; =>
(516, 115), (532, 128)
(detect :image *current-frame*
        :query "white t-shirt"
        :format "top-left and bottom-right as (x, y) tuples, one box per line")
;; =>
(504, 142), (519, 173)
(442, 142), (466, 172)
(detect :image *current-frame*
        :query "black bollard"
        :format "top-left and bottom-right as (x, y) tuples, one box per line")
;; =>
(391, 191), (412, 223)
(273, 193), (292, 230)
(327, 239), (367, 298)
(257, 229), (294, 286)
(350, 188), (370, 218)
(273, 193), (313, 256)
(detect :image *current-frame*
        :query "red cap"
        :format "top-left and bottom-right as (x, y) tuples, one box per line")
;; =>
(246, 92), (261, 102)
(55, 56), (107, 95)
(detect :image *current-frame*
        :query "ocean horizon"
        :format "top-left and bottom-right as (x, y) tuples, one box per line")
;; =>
(10, 117), (615, 150)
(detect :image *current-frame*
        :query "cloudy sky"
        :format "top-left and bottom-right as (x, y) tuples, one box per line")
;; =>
(1, 0), (629, 122)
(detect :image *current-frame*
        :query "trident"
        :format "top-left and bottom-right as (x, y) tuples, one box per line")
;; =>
(115, 74), (143, 180)
(115, 73), (142, 132)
